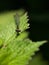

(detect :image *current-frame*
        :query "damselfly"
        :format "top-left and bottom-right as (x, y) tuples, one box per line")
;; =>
(14, 13), (21, 36)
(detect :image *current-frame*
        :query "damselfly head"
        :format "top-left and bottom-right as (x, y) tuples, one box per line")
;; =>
(16, 29), (21, 32)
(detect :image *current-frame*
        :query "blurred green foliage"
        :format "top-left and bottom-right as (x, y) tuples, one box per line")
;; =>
(0, 10), (47, 65)
(29, 53), (48, 65)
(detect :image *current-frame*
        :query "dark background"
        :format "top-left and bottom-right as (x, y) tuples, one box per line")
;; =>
(0, 0), (49, 62)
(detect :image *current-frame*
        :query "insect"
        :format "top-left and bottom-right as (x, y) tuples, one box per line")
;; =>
(14, 13), (21, 36)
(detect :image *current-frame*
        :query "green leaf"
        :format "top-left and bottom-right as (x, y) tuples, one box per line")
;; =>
(0, 10), (29, 43)
(0, 10), (47, 65)
(19, 12), (29, 32)
(0, 11), (16, 42)
(0, 38), (46, 65)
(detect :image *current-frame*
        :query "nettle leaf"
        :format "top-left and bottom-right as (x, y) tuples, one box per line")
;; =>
(19, 12), (29, 32)
(0, 11), (16, 42)
(0, 39), (46, 65)
(0, 10), (47, 65)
